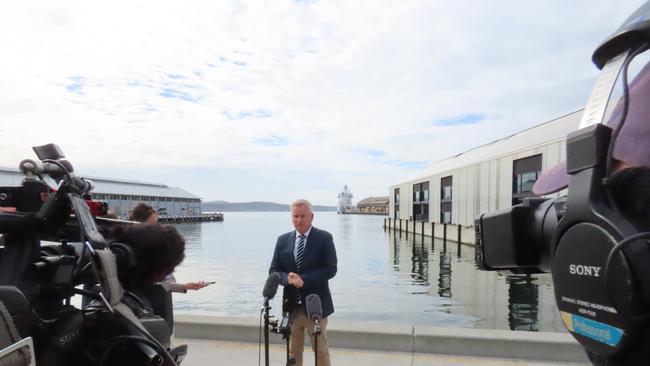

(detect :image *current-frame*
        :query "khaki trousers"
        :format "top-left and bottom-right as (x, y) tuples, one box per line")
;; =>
(290, 305), (331, 366)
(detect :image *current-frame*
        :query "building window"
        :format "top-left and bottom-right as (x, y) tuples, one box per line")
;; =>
(512, 154), (542, 205)
(440, 176), (452, 224)
(394, 188), (400, 218)
(412, 181), (429, 221)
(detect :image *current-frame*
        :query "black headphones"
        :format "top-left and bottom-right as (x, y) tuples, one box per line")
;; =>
(551, 10), (650, 356)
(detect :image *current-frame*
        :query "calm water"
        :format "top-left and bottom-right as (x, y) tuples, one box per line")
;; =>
(171, 212), (565, 332)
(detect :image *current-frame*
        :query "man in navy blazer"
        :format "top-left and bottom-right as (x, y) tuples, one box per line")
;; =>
(269, 199), (337, 366)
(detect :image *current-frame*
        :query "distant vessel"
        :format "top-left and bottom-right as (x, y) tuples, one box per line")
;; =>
(337, 185), (355, 214)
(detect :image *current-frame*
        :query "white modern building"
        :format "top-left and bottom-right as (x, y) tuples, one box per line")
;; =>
(388, 109), (583, 242)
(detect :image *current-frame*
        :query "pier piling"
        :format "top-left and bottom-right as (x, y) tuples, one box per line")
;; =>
(443, 224), (447, 252)
(431, 222), (435, 250)
(457, 225), (462, 257)
(405, 220), (409, 239)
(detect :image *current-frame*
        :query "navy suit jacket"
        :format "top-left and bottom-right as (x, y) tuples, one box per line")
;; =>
(269, 226), (338, 318)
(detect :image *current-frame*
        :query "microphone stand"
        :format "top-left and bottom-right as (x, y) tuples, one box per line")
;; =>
(279, 312), (294, 366)
(312, 318), (321, 366)
(263, 299), (271, 366)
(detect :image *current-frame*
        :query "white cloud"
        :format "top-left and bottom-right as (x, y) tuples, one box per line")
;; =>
(0, 0), (645, 204)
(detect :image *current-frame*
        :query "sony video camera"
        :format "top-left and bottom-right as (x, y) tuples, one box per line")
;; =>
(0, 144), (184, 366)
(475, 2), (650, 361)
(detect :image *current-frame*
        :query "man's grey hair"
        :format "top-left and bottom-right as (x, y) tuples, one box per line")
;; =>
(290, 199), (313, 211)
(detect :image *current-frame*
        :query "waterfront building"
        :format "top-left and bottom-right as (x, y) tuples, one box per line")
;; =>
(388, 110), (582, 241)
(356, 196), (389, 214)
(0, 169), (201, 219)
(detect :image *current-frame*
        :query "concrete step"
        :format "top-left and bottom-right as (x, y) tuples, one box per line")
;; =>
(177, 339), (590, 366)
(174, 315), (589, 364)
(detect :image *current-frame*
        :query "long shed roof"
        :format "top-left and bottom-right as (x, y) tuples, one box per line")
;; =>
(357, 196), (389, 206)
(0, 169), (199, 200)
(408, 109), (583, 182)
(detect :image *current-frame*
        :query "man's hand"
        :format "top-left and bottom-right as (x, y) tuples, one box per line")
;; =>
(288, 272), (304, 288)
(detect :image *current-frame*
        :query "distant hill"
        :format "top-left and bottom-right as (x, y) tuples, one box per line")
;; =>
(202, 200), (337, 212)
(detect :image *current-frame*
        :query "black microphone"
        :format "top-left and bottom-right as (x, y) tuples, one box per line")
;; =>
(305, 294), (323, 334)
(262, 272), (281, 305)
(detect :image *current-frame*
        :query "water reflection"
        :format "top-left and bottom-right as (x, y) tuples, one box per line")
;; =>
(437, 252), (452, 298)
(389, 230), (563, 332)
(392, 231), (400, 268)
(337, 214), (354, 246)
(506, 274), (539, 331)
(411, 240), (429, 287)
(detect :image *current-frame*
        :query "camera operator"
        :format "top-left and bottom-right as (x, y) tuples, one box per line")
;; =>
(533, 59), (650, 365)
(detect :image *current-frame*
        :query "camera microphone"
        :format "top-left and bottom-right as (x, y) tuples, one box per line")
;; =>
(305, 294), (323, 335)
(262, 272), (281, 306)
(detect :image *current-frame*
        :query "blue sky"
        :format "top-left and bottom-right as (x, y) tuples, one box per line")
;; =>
(0, 0), (645, 205)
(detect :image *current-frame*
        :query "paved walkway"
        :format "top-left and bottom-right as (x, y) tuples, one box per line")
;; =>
(177, 338), (591, 366)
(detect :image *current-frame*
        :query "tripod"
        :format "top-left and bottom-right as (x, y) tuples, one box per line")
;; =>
(263, 300), (272, 366)
(278, 313), (294, 366)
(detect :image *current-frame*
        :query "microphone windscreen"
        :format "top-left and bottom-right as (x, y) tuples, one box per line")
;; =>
(263, 272), (281, 299)
(305, 294), (323, 320)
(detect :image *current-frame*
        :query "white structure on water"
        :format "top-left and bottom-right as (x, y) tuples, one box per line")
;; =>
(388, 110), (583, 240)
(337, 185), (355, 214)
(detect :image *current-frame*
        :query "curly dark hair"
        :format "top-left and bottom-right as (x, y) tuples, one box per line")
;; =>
(107, 224), (186, 290)
(129, 202), (156, 223)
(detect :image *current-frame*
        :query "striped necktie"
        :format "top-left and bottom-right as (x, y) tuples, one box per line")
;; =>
(296, 234), (305, 303)
(296, 234), (305, 273)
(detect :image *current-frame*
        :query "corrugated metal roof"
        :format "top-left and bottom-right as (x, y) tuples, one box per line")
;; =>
(90, 178), (200, 199)
(357, 196), (389, 206)
(407, 109), (583, 182)
(0, 169), (200, 200)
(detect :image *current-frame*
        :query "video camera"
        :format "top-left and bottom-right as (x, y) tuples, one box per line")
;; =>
(475, 2), (650, 362)
(0, 144), (184, 366)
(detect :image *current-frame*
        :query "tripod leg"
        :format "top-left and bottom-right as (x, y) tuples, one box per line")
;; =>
(264, 306), (270, 366)
(314, 333), (318, 366)
(286, 335), (294, 366)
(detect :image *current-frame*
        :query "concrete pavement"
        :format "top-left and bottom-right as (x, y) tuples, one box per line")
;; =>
(174, 315), (590, 364)
(177, 338), (590, 366)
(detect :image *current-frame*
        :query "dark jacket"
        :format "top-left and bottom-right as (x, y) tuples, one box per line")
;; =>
(269, 226), (338, 318)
